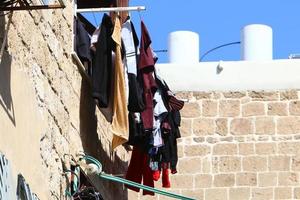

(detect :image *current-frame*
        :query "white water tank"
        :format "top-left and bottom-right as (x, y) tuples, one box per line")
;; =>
(241, 24), (273, 61)
(168, 31), (199, 63)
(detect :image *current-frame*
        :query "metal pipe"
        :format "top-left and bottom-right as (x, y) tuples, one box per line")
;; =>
(0, 11), (13, 64)
(77, 6), (146, 13)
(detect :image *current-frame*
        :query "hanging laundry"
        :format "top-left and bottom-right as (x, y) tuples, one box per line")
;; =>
(156, 73), (183, 174)
(121, 17), (145, 112)
(76, 19), (92, 64)
(138, 21), (157, 131)
(92, 13), (113, 108)
(75, 18), (92, 75)
(152, 88), (168, 147)
(125, 146), (154, 196)
(90, 21), (115, 123)
(111, 15), (129, 150)
(124, 19), (185, 193)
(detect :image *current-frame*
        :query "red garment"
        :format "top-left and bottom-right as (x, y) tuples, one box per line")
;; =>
(138, 21), (157, 130)
(125, 146), (154, 195)
(162, 168), (171, 188)
(152, 170), (160, 181)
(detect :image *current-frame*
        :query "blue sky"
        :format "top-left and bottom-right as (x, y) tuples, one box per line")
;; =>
(84, 0), (300, 63)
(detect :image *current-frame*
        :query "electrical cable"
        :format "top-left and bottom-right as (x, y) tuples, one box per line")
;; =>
(154, 49), (167, 53)
(200, 41), (241, 61)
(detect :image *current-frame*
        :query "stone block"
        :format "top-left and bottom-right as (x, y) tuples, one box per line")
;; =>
(212, 92), (222, 99)
(258, 172), (277, 187)
(267, 102), (288, 116)
(292, 156), (300, 171)
(181, 189), (204, 200)
(158, 190), (181, 200)
(205, 188), (228, 200)
(269, 156), (290, 171)
(193, 137), (205, 143)
(238, 143), (255, 155)
(220, 136), (233, 142)
(170, 174), (194, 189)
(230, 118), (253, 135)
(280, 90), (298, 100)
(274, 187), (292, 199)
(213, 143), (237, 155)
(255, 117), (275, 135)
(202, 157), (212, 173)
(223, 91), (247, 98)
(242, 156), (267, 172)
(241, 96), (251, 104)
(179, 119), (192, 137)
(194, 174), (212, 188)
(181, 102), (201, 118)
(177, 158), (201, 174)
(193, 92), (213, 99)
(206, 137), (219, 144)
(251, 188), (273, 200)
(193, 118), (215, 136)
(236, 173), (257, 186)
(177, 145), (184, 158)
(216, 118), (228, 136)
(295, 187), (300, 199)
(213, 174), (235, 187)
(218, 156), (241, 172)
(184, 145), (210, 157)
(202, 100), (218, 117)
(229, 188), (250, 200)
(249, 91), (279, 101)
(255, 143), (277, 155)
(290, 101), (300, 115)
(278, 172), (300, 186)
(278, 142), (300, 155)
(242, 102), (265, 117)
(219, 100), (240, 117)
(174, 92), (193, 100)
(277, 117), (300, 134)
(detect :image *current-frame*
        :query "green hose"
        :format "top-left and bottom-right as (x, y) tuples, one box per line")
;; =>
(99, 173), (196, 200)
(81, 154), (196, 200)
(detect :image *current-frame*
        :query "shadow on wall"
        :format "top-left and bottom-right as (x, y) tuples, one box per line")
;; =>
(0, 12), (16, 126)
(79, 78), (129, 200)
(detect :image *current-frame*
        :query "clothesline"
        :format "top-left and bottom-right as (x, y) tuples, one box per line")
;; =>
(77, 6), (146, 13)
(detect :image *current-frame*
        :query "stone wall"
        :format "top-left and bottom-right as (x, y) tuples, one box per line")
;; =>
(1, 2), (300, 200)
(0, 1), (130, 200)
(132, 90), (300, 200)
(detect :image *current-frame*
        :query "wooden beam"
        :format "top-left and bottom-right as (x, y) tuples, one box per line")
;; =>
(0, 4), (65, 11)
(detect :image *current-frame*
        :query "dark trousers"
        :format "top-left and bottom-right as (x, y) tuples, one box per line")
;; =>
(125, 146), (154, 195)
